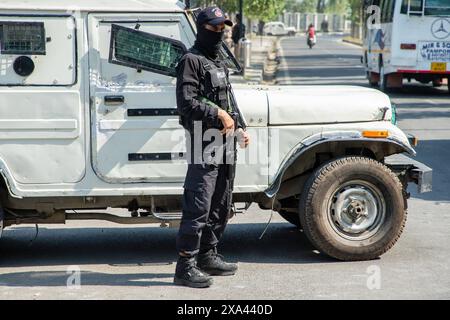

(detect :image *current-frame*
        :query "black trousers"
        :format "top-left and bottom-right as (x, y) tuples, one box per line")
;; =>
(176, 163), (233, 256)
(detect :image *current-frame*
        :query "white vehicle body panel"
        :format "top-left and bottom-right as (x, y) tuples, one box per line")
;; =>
(264, 22), (295, 36)
(365, 0), (450, 75)
(267, 86), (392, 125)
(0, 0), (185, 13)
(0, 1), (414, 200)
(0, 13), (84, 185)
(88, 13), (195, 183)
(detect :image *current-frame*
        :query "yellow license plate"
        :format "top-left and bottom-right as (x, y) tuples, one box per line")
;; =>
(431, 62), (447, 72)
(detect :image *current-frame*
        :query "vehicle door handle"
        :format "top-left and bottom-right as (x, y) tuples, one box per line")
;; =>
(104, 95), (125, 106)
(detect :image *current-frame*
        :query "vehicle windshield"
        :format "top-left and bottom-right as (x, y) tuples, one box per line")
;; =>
(401, 0), (450, 16)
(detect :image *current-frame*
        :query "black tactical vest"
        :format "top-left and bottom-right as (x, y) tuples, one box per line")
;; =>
(197, 53), (232, 113)
(179, 48), (246, 131)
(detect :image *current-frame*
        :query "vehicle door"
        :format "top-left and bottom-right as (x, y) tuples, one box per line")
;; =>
(0, 15), (83, 184)
(88, 13), (194, 183)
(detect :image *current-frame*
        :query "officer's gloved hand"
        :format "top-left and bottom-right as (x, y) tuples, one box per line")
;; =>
(218, 109), (235, 136)
(236, 129), (250, 149)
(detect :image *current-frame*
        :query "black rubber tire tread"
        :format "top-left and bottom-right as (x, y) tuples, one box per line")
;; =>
(278, 210), (301, 228)
(299, 156), (407, 261)
(368, 72), (378, 87)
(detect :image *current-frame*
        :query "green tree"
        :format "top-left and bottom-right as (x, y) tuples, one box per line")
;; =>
(192, 0), (285, 22)
(347, 0), (364, 38)
(317, 0), (326, 13)
(285, 0), (303, 12)
(298, 0), (317, 13)
(243, 0), (285, 21)
(326, 0), (350, 15)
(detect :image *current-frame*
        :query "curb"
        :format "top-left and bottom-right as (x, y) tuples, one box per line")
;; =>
(229, 37), (279, 85)
(261, 38), (280, 85)
(342, 37), (363, 47)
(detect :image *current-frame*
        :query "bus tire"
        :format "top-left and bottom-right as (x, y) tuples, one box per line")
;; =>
(432, 79), (442, 87)
(298, 157), (407, 261)
(368, 72), (379, 87)
(379, 65), (389, 92)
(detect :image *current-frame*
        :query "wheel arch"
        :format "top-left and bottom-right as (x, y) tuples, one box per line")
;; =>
(0, 158), (22, 201)
(265, 132), (415, 199)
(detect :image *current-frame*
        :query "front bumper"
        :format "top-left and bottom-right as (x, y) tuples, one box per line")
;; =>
(385, 154), (432, 194)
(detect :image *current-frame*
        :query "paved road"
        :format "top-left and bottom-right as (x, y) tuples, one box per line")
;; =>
(1, 35), (449, 300)
(277, 34), (368, 86)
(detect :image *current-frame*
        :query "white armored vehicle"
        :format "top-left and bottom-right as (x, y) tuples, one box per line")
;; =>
(0, 0), (432, 261)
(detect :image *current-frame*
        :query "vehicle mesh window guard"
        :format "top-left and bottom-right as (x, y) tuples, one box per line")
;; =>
(109, 24), (187, 77)
(0, 22), (46, 55)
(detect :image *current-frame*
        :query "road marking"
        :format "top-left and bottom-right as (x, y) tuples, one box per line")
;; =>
(425, 99), (438, 105)
(278, 37), (292, 85)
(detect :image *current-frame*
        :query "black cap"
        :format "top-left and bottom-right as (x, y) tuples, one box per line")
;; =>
(196, 6), (233, 27)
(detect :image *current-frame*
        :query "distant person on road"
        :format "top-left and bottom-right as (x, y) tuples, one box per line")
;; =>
(321, 18), (329, 33)
(307, 23), (316, 38)
(224, 13), (234, 49)
(232, 13), (246, 61)
(306, 23), (316, 49)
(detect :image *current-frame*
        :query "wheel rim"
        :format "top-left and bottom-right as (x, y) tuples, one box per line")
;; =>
(328, 180), (386, 241)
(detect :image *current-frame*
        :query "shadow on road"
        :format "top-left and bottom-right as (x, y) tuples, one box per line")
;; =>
(0, 222), (335, 271)
(281, 54), (361, 61)
(398, 110), (450, 119)
(408, 140), (450, 202)
(389, 84), (450, 98)
(280, 67), (365, 79)
(0, 271), (174, 287)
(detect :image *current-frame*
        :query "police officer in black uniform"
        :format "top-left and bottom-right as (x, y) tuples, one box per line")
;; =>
(174, 6), (250, 288)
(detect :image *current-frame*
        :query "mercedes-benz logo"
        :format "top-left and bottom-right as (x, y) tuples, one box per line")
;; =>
(431, 18), (450, 39)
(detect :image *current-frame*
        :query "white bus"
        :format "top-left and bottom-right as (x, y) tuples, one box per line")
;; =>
(363, 0), (450, 92)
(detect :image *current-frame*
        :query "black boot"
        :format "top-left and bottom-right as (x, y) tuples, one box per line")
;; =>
(174, 255), (214, 288)
(197, 248), (238, 276)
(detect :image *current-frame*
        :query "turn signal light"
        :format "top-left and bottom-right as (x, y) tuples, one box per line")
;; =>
(408, 135), (419, 147)
(401, 43), (416, 50)
(362, 130), (389, 138)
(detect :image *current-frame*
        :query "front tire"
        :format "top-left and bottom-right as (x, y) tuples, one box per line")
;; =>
(299, 157), (407, 261)
(0, 204), (4, 239)
(278, 210), (301, 228)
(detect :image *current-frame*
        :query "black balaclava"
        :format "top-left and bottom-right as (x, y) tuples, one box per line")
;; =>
(194, 25), (224, 59)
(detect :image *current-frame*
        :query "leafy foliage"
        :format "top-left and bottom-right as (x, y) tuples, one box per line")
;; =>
(326, 0), (350, 15)
(190, 0), (359, 20)
(191, 0), (285, 22)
